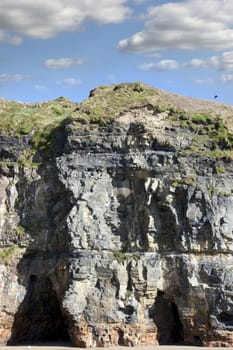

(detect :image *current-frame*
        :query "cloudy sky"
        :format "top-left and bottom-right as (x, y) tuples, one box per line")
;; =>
(1, 0), (233, 104)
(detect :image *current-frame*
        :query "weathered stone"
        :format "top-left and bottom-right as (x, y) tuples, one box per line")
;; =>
(69, 322), (158, 347)
(1, 83), (233, 346)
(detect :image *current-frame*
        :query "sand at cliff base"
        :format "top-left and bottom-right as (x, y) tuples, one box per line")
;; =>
(1, 346), (233, 350)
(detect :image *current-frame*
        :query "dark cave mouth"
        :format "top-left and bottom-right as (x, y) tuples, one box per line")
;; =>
(8, 276), (70, 345)
(151, 291), (184, 345)
(10, 277), (185, 346)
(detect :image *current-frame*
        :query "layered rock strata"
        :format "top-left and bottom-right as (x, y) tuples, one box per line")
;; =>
(0, 83), (233, 347)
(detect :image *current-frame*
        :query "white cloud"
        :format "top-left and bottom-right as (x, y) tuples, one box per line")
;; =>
(187, 58), (207, 68)
(188, 51), (233, 71)
(221, 74), (233, 82)
(131, 0), (151, 3)
(0, 73), (30, 82)
(209, 51), (233, 71)
(44, 57), (86, 69)
(139, 51), (233, 72)
(0, 0), (131, 44)
(119, 0), (233, 52)
(56, 78), (82, 87)
(139, 59), (179, 71)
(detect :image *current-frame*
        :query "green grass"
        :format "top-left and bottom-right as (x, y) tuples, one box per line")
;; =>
(191, 113), (213, 125)
(172, 109), (233, 157)
(218, 191), (232, 197)
(206, 149), (233, 161)
(0, 161), (16, 166)
(114, 251), (140, 264)
(114, 251), (130, 263)
(1, 83), (233, 160)
(216, 165), (225, 174)
(0, 246), (26, 264)
(0, 97), (78, 157)
(0, 97), (76, 137)
(17, 148), (41, 168)
(0, 246), (16, 264)
(15, 225), (27, 235)
(172, 176), (196, 187)
(70, 82), (163, 125)
(208, 186), (215, 196)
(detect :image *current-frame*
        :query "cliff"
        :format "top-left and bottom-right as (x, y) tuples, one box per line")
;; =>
(1, 83), (233, 347)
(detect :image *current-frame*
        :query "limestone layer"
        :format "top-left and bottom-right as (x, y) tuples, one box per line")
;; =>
(1, 83), (233, 347)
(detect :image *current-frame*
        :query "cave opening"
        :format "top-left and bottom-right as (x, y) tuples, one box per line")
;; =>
(217, 312), (233, 327)
(8, 276), (70, 345)
(151, 291), (184, 345)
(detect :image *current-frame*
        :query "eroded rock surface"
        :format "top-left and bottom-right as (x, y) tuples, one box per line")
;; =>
(1, 83), (233, 346)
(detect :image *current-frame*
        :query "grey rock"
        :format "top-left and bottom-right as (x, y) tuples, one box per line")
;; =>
(1, 84), (233, 346)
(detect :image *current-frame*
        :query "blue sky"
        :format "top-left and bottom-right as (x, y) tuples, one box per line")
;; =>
(1, 0), (233, 104)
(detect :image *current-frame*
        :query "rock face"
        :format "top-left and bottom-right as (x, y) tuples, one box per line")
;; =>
(1, 82), (233, 347)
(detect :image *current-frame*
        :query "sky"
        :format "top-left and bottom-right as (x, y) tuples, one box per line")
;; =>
(1, 0), (233, 104)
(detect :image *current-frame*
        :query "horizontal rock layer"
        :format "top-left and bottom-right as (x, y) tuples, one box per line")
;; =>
(1, 83), (233, 347)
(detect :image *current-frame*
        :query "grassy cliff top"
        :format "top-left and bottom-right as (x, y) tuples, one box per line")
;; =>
(1, 82), (233, 136)
(71, 82), (233, 132)
(0, 96), (76, 137)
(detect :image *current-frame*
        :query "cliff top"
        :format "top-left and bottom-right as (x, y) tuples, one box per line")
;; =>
(1, 82), (233, 132)
(0, 96), (76, 136)
(1, 82), (233, 156)
(81, 82), (233, 132)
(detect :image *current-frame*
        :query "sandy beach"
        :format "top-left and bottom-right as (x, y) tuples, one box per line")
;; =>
(1, 346), (233, 350)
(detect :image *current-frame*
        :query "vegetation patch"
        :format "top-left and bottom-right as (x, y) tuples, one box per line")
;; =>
(218, 191), (233, 197)
(207, 149), (233, 161)
(0, 98), (76, 152)
(171, 109), (233, 157)
(172, 176), (196, 187)
(208, 186), (215, 196)
(17, 148), (40, 168)
(15, 225), (27, 235)
(1, 83), (233, 161)
(114, 251), (140, 264)
(191, 113), (213, 125)
(70, 82), (163, 125)
(0, 246), (16, 264)
(216, 165), (225, 174)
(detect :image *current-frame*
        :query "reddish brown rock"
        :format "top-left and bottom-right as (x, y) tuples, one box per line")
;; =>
(203, 330), (233, 348)
(69, 322), (158, 347)
(0, 312), (13, 344)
